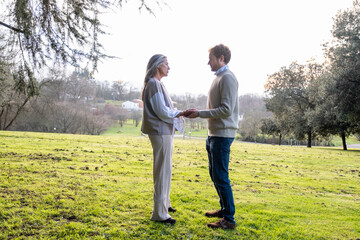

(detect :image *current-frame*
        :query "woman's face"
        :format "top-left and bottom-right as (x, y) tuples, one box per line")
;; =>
(157, 58), (170, 78)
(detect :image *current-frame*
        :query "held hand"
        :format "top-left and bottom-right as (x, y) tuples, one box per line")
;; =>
(187, 111), (199, 118)
(183, 108), (197, 115)
(184, 109), (200, 118)
(176, 111), (186, 117)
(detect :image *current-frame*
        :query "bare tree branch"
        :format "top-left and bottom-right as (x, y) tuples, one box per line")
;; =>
(0, 21), (24, 33)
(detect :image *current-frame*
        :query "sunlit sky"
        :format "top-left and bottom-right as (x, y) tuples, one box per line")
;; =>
(95, 0), (354, 96)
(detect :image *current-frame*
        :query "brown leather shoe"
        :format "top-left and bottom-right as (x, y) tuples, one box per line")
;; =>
(205, 209), (223, 218)
(207, 218), (235, 230)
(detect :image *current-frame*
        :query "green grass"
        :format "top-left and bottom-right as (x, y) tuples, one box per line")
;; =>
(186, 129), (208, 138)
(0, 131), (359, 239)
(101, 121), (208, 138)
(102, 121), (142, 136)
(331, 135), (360, 147)
(105, 100), (124, 106)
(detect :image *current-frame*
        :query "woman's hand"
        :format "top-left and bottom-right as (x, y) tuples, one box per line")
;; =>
(184, 109), (199, 118)
(175, 111), (186, 117)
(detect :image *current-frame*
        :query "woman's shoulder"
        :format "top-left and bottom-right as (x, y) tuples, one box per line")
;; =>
(145, 78), (161, 93)
(147, 78), (160, 86)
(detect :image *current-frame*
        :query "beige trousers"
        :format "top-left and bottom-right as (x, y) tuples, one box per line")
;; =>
(148, 134), (173, 221)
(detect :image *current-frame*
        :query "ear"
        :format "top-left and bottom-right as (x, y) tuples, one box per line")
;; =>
(219, 55), (225, 63)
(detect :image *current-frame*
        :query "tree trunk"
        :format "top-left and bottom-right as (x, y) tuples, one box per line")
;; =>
(278, 133), (282, 145)
(341, 130), (347, 150)
(4, 97), (30, 130)
(307, 130), (312, 148)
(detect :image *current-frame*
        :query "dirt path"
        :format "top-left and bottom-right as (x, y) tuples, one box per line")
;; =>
(348, 144), (360, 148)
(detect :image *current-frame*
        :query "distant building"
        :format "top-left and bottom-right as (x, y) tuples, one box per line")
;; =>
(122, 100), (143, 111)
(132, 99), (143, 109)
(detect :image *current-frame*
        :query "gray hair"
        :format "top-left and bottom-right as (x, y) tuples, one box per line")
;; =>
(142, 54), (166, 100)
(145, 54), (166, 82)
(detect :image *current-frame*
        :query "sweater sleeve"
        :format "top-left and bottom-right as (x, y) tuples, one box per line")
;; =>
(199, 74), (238, 119)
(149, 92), (180, 124)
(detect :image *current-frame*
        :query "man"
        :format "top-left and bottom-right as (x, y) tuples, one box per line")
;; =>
(186, 44), (239, 229)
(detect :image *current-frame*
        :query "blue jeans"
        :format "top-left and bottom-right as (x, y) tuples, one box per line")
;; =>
(206, 136), (235, 224)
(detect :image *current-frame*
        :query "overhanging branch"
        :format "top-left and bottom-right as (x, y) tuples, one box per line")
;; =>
(0, 21), (24, 33)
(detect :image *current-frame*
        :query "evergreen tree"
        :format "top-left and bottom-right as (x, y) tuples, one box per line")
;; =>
(0, 0), (162, 129)
(0, 0), (161, 71)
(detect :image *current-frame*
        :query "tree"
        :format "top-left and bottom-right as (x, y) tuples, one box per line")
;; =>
(306, 71), (354, 150)
(238, 111), (262, 142)
(130, 110), (142, 127)
(0, 0), (163, 72)
(260, 118), (282, 145)
(66, 69), (96, 102)
(0, 34), (40, 130)
(111, 80), (128, 101)
(52, 102), (81, 133)
(95, 80), (113, 101)
(79, 110), (111, 135)
(265, 61), (324, 147)
(118, 109), (129, 127)
(127, 85), (141, 101)
(237, 94), (271, 142)
(0, 0), (162, 130)
(323, 0), (360, 146)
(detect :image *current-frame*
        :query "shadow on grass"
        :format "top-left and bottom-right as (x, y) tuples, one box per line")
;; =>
(317, 147), (360, 153)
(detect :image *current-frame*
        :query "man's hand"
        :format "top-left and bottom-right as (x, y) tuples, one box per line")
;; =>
(184, 108), (200, 118)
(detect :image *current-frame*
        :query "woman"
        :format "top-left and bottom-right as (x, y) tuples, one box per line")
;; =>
(141, 54), (184, 225)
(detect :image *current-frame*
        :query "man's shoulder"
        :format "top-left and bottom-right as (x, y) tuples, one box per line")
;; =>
(218, 69), (236, 78)
(224, 69), (236, 76)
(220, 69), (237, 83)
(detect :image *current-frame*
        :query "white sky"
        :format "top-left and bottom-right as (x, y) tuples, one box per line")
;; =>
(95, 0), (354, 96)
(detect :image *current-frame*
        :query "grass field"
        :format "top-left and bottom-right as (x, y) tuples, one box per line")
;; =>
(0, 130), (359, 239)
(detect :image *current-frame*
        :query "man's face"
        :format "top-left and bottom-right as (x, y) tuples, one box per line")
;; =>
(208, 52), (223, 72)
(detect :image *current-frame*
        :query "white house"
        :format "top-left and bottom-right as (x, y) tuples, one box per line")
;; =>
(122, 101), (141, 111)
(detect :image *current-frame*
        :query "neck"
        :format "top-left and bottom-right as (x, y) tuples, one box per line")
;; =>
(153, 72), (162, 81)
(219, 63), (226, 69)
